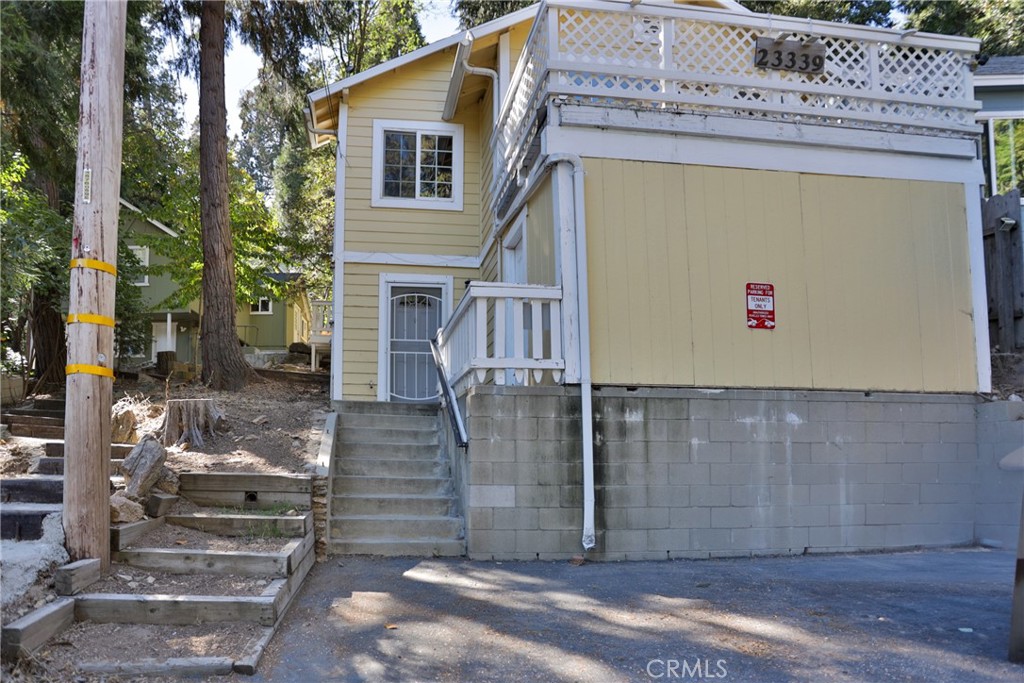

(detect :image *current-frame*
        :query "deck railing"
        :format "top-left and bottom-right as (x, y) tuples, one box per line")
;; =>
(310, 300), (332, 343)
(492, 0), (981, 220)
(435, 282), (564, 395)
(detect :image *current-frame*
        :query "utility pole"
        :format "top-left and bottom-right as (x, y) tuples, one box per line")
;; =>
(64, 0), (127, 570)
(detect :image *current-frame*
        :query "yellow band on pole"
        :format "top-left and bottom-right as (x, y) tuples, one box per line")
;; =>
(66, 313), (115, 328)
(69, 257), (117, 277)
(66, 364), (114, 379)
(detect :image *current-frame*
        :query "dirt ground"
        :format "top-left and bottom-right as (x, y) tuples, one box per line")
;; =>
(1, 372), (328, 682)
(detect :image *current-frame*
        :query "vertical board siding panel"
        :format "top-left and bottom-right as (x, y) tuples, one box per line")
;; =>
(939, 183), (976, 390)
(887, 180), (925, 391)
(526, 177), (556, 286)
(601, 160), (632, 384)
(624, 164), (654, 383)
(584, 161), (612, 383)
(663, 164), (696, 386)
(704, 167), (736, 387)
(743, 169), (775, 388)
(800, 175), (832, 388)
(910, 181), (950, 391)
(767, 171), (814, 387)
(644, 162), (682, 385)
(684, 166), (716, 386)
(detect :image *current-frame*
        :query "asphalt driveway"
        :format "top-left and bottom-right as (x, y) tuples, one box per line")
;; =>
(243, 548), (1021, 682)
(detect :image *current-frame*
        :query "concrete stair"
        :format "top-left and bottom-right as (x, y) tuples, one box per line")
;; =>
(329, 401), (465, 557)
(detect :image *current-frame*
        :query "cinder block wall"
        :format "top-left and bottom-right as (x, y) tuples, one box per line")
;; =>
(975, 400), (1024, 550)
(461, 385), (1021, 561)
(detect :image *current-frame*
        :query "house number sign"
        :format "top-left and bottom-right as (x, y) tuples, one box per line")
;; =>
(754, 36), (826, 74)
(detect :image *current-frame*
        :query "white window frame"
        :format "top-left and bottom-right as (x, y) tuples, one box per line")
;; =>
(251, 297), (273, 315)
(371, 119), (464, 211)
(128, 245), (149, 286)
(376, 273), (453, 402)
(977, 110), (1024, 201)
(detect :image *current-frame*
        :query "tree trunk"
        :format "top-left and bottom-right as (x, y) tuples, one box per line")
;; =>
(162, 398), (225, 449)
(199, 0), (255, 391)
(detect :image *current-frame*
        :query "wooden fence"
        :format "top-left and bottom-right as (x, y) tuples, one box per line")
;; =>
(982, 189), (1023, 351)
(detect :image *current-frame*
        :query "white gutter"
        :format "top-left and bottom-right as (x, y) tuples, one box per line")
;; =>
(443, 34), (500, 126)
(489, 151), (596, 551)
(547, 153), (595, 551)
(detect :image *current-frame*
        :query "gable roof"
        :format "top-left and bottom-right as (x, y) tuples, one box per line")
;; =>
(304, 0), (750, 145)
(119, 198), (179, 238)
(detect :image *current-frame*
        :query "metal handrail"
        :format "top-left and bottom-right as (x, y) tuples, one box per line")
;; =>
(430, 336), (468, 449)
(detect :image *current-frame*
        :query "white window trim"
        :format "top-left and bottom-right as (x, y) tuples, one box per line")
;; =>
(128, 245), (149, 286)
(251, 297), (273, 315)
(371, 119), (464, 212)
(976, 112), (1024, 199)
(376, 273), (453, 402)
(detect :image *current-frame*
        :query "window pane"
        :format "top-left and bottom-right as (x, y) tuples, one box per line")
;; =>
(993, 119), (1024, 195)
(383, 130), (417, 197)
(416, 133), (454, 200)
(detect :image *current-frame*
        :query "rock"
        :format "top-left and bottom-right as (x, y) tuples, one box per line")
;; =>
(252, 415), (270, 425)
(111, 406), (139, 444)
(1009, 394), (1022, 402)
(153, 466), (180, 495)
(110, 492), (145, 523)
(289, 342), (311, 355)
(122, 434), (167, 500)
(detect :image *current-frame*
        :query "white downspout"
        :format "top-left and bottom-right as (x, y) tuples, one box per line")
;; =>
(547, 153), (596, 551)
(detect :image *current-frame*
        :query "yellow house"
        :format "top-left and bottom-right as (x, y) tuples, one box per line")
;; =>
(306, 1), (1005, 560)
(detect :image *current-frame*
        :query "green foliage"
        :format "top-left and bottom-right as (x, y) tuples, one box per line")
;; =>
(901, 0), (1024, 56)
(739, 1), (894, 26)
(144, 141), (285, 308)
(0, 154), (67, 373)
(452, 0), (533, 29)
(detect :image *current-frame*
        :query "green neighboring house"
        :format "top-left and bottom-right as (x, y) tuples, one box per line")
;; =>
(119, 200), (315, 369)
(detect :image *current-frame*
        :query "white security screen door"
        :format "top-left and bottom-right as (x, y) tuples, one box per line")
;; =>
(386, 285), (444, 402)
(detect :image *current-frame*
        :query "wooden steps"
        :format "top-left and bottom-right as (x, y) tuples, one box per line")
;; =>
(2, 472), (316, 676)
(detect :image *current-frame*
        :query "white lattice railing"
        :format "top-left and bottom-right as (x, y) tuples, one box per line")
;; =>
(492, 0), (980, 220)
(310, 300), (332, 343)
(436, 282), (564, 395)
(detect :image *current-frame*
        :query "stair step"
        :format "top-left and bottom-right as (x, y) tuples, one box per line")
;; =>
(32, 398), (67, 411)
(0, 503), (62, 540)
(1, 414), (64, 427)
(335, 400), (438, 417)
(44, 442), (135, 458)
(328, 537), (465, 557)
(331, 494), (453, 516)
(338, 412), (438, 430)
(332, 475), (449, 496)
(3, 408), (65, 419)
(8, 424), (65, 439)
(1, 475), (65, 504)
(35, 457), (124, 475)
(331, 515), (462, 540)
(335, 458), (442, 478)
(338, 426), (438, 446)
(336, 442), (440, 460)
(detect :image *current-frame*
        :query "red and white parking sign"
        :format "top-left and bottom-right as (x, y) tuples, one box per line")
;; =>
(746, 282), (775, 330)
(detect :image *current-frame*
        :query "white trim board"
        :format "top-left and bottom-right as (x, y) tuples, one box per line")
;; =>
(964, 180), (992, 393)
(545, 119), (984, 185)
(330, 104), (349, 401)
(345, 251), (481, 269)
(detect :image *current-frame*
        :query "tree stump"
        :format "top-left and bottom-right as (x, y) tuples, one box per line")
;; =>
(161, 398), (225, 449)
(156, 351), (176, 376)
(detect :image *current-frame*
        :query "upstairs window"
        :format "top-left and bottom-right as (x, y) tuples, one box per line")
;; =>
(371, 120), (463, 211)
(128, 245), (149, 286)
(251, 298), (272, 315)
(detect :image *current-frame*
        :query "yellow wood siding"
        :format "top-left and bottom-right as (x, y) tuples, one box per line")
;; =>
(344, 49), (482, 257)
(342, 263), (477, 399)
(526, 175), (556, 285)
(584, 159), (977, 392)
